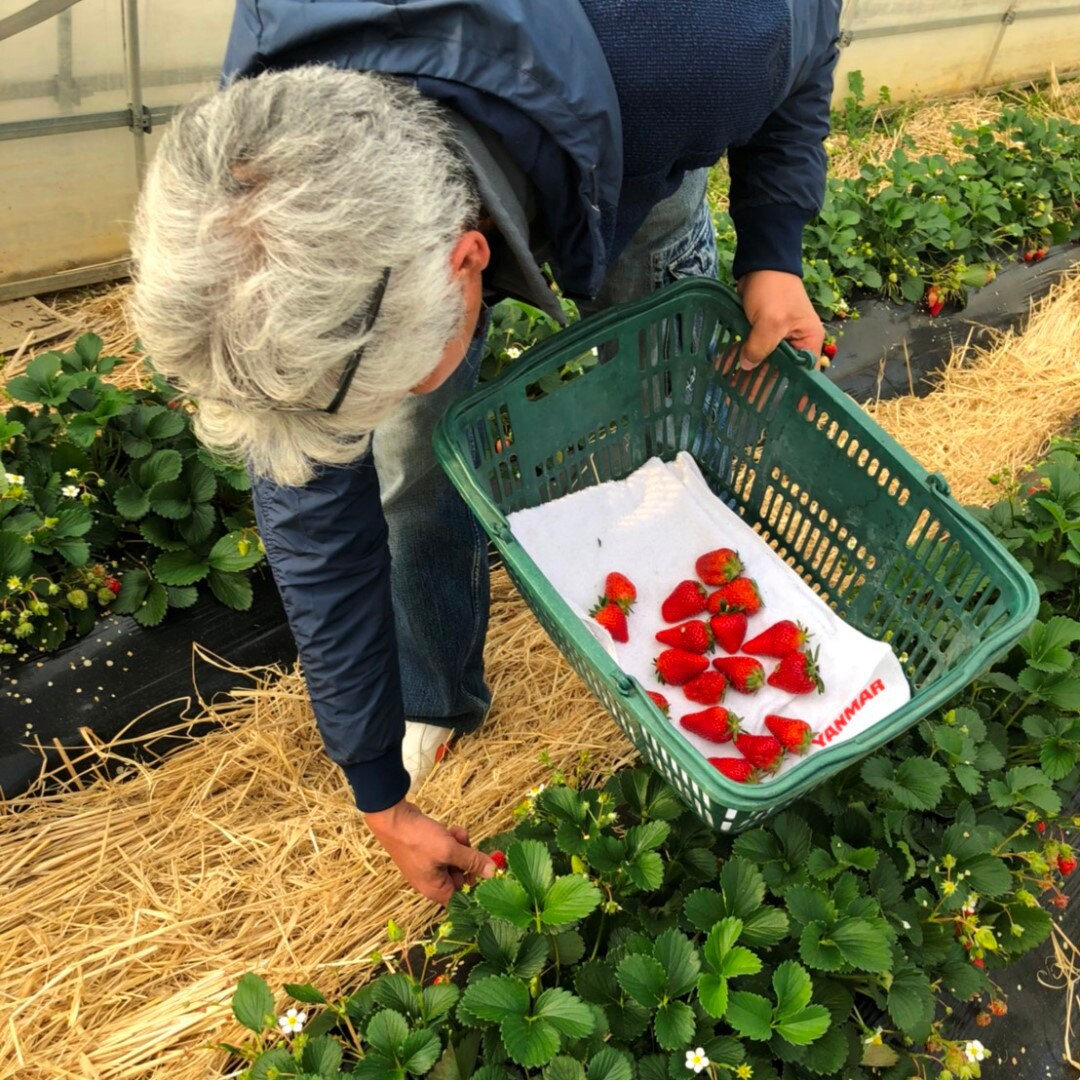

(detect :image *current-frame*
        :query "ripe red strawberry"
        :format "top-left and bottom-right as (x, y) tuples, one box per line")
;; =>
(680, 706), (741, 743)
(646, 691), (671, 716)
(661, 580), (708, 622)
(1024, 248), (1035, 263)
(490, 850), (507, 871)
(654, 648), (709, 686)
(929, 300), (944, 317)
(764, 714), (814, 755)
(1036, 246), (1049, 261)
(655, 619), (713, 654)
(604, 572), (637, 613)
(105, 577), (122, 595)
(710, 612), (747, 654)
(706, 577), (762, 616)
(709, 756), (758, 783)
(590, 599), (628, 643)
(989, 1000), (1008, 1017)
(683, 670), (727, 705)
(743, 620), (811, 658)
(1036, 821), (1047, 835)
(711, 656), (764, 694)
(767, 649), (825, 695)
(695, 547), (743, 586)
(1058, 855), (1077, 876)
(734, 733), (784, 773)
(972, 957), (985, 969)
(822, 342), (837, 360)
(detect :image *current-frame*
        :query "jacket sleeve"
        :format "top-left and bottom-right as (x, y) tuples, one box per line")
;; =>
(249, 453), (410, 813)
(727, 2), (841, 280)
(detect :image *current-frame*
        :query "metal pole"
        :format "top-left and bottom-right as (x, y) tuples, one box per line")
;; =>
(980, 1), (1018, 90)
(55, 6), (79, 111)
(121, 0), (148, 188)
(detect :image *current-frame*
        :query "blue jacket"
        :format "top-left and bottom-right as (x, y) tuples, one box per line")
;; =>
(225, 0), (841, 811)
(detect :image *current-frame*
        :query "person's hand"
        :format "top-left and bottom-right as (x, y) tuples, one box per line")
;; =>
(365, 799), (496, 905)
(736, 270), (825, 370)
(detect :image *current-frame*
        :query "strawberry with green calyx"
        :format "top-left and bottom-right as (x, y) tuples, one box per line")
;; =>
(1059, 854), (1077, 876)
(654, 648), (710, 686)
(706, 577), (762, 616)
(661, 580), (708, 622)
(683, 670), (727, 706)
(767, 648), (825, 695)
(709, 756), (759, 783)
(604, 572), (637, 613)
(711, 655), (764, 694)
(680, 706), (741, 743)
(734, 733), (784, 773)
(590, 599), (628, 643)
(646, 691), (671, 716)
(822, 338), (837, 362)
(490, 850), (507, 871)
(710, 612), (747, 654)
(743, 619), (812, 658)
(764, 714), (814, 755)
(695, 547), (743, 586)
(655, 619), (713, 654)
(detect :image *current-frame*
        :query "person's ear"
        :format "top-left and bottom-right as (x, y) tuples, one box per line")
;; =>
(449, 229), (491, 278)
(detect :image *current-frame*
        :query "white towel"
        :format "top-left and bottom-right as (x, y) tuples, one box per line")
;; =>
(507, 453), (911, 780)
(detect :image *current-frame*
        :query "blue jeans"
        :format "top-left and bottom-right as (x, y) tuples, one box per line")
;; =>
(372, 167), (719, 732)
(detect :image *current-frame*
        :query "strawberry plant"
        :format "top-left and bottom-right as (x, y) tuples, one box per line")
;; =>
(0, 334), (265, 658)
(224, 433), (1080, 1080)
(484, 81), (1080, 380)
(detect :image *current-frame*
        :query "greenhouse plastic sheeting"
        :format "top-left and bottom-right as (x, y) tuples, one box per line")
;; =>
(3, 0), (1080, 292)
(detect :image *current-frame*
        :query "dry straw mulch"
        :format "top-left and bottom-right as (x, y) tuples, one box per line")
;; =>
(865, 269), (1080, 506)
(826, 72), (1080, 181)
(0, 576), (637, 1080)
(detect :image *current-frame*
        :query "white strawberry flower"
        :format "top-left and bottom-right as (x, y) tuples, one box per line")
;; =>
(61, 485), (80, 498)
(964, 1040), (990, 1062)
(64, 468), (80, 478)
(526, 784), (546, 800)
(863, 1027), (884, 1046)
(277, 1007), (307, 1035)
(506, 345), (523, 359)
(684, 1047), (709, 1074)
(5, 473), (24, 486)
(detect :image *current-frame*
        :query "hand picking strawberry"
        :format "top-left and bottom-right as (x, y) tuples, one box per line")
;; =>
(661, 580), (708, 622)
(654, 648), (710, 685)
(743, 619), (811, 658)
(766, 647), (825, 694)
(695, 547), (743, 585)
(711, 655), (764, 694)
(655, 619), (713, 654)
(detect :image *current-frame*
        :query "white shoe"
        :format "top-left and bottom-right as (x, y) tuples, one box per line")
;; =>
(402, 721), (455, 795)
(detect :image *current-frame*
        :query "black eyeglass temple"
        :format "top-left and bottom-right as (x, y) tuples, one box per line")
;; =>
(323, 266), (392, 415)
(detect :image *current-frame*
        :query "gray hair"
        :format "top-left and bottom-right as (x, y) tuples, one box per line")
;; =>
(130, 66), (479, 487)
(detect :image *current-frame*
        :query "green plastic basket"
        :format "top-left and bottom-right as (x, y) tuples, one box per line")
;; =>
(434, 278), (1039, 832)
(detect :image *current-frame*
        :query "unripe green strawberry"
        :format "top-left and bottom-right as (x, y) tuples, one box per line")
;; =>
(66, 588), (88, 610)
(97, 587), (115, 605)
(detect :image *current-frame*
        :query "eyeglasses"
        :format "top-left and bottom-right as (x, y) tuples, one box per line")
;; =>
(164, 266), (392, 415)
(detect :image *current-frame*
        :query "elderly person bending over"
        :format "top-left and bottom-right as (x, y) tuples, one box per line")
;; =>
(131, 0), (839, 904)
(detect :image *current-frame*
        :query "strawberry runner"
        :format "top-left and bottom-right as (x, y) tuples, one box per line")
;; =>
(506, 453), (911, 782)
